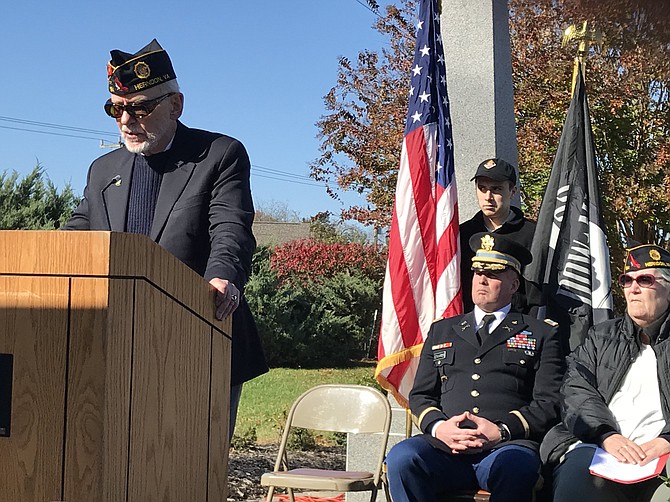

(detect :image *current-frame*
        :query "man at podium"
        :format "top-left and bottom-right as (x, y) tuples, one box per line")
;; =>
(63, 39), (268, 435)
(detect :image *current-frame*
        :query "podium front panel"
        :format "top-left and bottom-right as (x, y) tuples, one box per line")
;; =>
(127, 280), (212, 501)
(0, 232), (231, 502)
(0, 276), (69, 502)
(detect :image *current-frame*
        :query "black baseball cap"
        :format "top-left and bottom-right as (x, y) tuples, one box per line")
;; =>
(471, 158), (517, 184)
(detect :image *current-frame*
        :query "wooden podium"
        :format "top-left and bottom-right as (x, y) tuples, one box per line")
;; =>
(0, 231), (232, 502)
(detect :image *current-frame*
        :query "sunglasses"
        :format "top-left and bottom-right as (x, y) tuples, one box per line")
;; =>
(473, 269), (506, 279)
(104, 93), (175, 119)
(618, 273), (666, 289)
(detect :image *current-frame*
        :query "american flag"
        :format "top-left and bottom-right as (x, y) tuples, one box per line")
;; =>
(375, 0), (461, 408)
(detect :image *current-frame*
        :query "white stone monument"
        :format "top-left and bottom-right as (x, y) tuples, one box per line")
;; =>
(445, 0), (520, 219)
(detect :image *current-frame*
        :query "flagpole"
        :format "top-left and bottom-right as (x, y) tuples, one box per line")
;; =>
(562, 21), (602, 96)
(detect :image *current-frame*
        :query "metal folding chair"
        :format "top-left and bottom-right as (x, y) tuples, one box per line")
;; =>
(261, 384), (392, 502)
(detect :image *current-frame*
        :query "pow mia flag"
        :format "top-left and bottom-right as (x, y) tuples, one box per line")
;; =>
(525, 67), (613, 353)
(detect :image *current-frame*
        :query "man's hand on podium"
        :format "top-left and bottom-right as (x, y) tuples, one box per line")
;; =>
(209, 278), (240, 320)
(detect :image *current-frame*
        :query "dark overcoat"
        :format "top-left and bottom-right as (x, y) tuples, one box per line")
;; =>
(63, 121), (268, 385)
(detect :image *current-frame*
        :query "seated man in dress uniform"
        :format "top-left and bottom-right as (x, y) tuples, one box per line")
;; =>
(385, 233), (565, 502)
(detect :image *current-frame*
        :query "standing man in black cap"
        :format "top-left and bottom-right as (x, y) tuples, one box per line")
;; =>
(459, 158), (536, 312)
(385, 233), (565, 502)
(63, 39), (268, 434)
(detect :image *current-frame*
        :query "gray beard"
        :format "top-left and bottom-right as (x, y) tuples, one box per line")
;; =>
(123, 130), (160, 155)
(122, 120), (172, 155)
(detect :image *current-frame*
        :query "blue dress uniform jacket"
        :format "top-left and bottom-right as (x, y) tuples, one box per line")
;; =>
(63, 121), (268, 386)
(410, 311), (565, 446)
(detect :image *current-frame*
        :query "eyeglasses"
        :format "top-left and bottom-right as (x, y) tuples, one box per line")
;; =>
(104, 93), (175, 119)
(618, 273), (667, 289)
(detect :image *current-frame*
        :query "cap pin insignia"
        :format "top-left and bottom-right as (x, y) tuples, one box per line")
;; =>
(481, 234), (495, 251)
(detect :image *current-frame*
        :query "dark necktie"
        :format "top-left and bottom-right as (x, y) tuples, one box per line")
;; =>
(476, 314), (496, 345)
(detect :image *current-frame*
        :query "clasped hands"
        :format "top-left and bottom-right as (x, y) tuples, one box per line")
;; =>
(434, 411), (502, 454)
(602, 434), (670, 466)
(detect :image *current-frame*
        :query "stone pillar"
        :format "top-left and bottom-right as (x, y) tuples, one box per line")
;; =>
(442, 0), (520, 219)
(346, 395), (415, 502)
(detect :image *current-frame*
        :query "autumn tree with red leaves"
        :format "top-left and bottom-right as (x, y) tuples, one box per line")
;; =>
(270, 239), (386, 285)
(314, 0), (670, 265)
(310, 1), (416, 228)
(245, 240), (385, 367)
(512, 0), (670, 267)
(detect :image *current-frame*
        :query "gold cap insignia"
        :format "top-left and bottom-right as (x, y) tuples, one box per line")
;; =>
(484, 159), (496, 169)
(650, 249), (661, 261)
(134, 61), (151, 79)
(481, 234), (495, 251)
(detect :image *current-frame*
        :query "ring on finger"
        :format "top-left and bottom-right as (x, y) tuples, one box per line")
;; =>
(231, 294), (238, 302)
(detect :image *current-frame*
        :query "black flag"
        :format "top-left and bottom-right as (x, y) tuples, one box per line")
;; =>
(525, 67), (613, 352)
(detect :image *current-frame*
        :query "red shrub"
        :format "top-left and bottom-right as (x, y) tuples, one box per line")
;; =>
(270, 239), (386, 284)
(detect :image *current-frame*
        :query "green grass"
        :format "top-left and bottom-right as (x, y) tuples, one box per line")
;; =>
(234, 362), (379, 444)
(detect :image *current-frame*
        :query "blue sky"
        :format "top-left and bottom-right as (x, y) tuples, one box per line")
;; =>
(0, 1), (397, 220)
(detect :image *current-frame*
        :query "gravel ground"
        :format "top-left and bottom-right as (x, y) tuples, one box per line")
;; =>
(227, 444), (346, 501)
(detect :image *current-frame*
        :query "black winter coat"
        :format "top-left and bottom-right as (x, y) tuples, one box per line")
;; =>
(540, 314), (670, 465)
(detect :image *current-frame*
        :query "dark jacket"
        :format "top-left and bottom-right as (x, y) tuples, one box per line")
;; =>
(459, 206), (536, 312)
(540, 314), (670, 465)
(410, 310), (565, 448)
(63, 122), (268, 385)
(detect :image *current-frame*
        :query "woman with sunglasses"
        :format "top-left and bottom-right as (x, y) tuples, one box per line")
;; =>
(540, 243), (670, 501)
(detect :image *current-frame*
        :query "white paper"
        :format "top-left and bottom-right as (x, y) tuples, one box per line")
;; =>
(589, 447), (667, 484)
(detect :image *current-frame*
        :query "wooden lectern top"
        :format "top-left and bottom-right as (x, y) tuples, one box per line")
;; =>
(0, 230), (230, 335)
